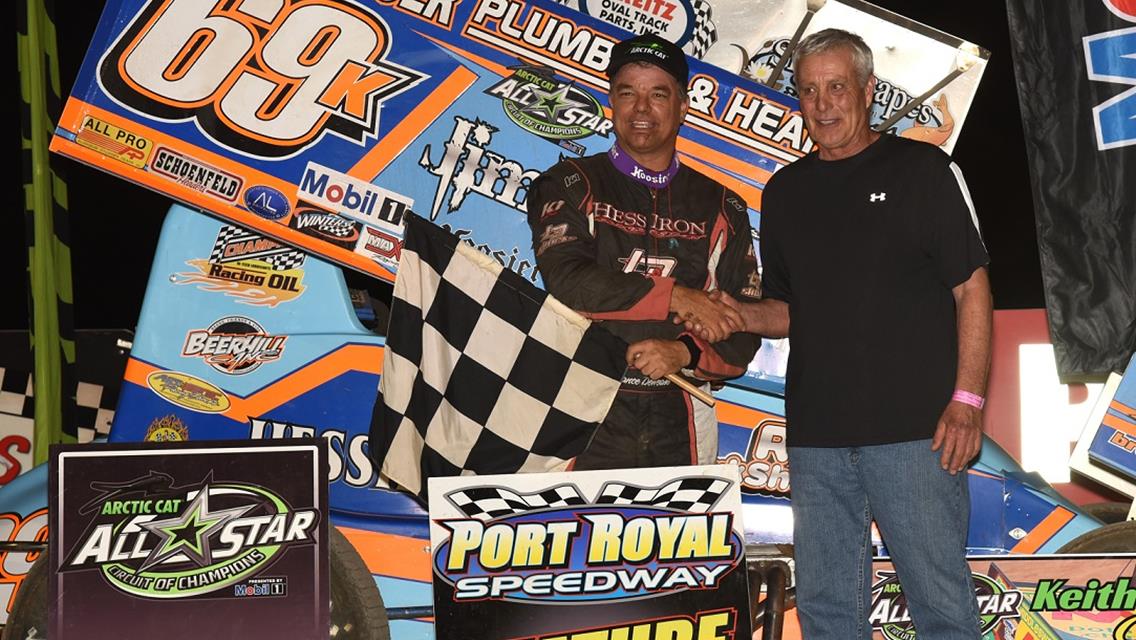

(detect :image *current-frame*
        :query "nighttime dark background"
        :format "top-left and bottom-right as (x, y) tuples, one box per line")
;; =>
(3, 0), (1043, 332)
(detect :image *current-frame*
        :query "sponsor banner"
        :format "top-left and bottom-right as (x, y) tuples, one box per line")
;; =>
(49, 440), (327, 639)
(564, 0), (988, 153)
(870, 556), (1136, 639)
(50, 0), (986, 391)
(1006, 0), (1136, 381)
(428, 465), (751, 640)
(49, 0), (800, 292)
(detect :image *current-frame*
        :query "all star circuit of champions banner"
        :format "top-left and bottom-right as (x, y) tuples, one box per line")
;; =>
(49, 0), (988, 394)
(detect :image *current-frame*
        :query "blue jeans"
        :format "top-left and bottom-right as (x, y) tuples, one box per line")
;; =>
(789, 439), (980, 639)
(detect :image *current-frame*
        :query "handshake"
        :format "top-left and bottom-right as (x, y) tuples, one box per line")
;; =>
(670, 286), (748, 343)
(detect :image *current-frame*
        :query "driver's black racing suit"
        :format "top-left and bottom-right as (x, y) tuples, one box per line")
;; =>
(526, 152), (762, 469)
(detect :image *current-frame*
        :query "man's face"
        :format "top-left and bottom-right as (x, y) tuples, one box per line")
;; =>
(609, 62), (688, 169)
(796, 47), (877, 161)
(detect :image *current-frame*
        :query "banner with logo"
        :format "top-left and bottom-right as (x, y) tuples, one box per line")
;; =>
(48, 440), (327, 639)
(567, 0), (989, 153)
(870, 555), (1136, 639)
(1006, 0), (1136, 381)
(428, 465), (750, 640)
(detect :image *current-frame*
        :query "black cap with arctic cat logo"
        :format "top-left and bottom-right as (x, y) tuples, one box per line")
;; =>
(605, 33), (689, 89)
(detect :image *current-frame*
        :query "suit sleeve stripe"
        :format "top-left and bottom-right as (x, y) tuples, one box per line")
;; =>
(948, 161), (986, 249)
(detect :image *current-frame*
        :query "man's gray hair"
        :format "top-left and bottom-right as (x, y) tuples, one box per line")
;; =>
(794, 28), (874, 88)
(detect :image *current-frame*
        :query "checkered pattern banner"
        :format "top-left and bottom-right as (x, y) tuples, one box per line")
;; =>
(596, 477), (730, 513)
(444, 485), (588, 521)
(686, 0), (718, 59)
(370, 214), (627, 498)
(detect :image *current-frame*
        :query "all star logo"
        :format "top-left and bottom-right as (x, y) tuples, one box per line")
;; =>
(870, 571), (1022, 639)
(485, 66), (612, 143)
(60, 472), (318, 599)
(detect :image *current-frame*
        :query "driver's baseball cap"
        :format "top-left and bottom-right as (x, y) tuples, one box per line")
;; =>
(606, 33), (689, 89)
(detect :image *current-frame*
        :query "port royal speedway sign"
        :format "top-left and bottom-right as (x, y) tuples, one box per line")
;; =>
(428, 465), (751, 640)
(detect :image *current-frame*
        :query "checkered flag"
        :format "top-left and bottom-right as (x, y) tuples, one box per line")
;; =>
(445, 484), (588, 520)
(685, 0), (718, 59)
(596, 477), (731, 512)
(370, 214), (627, 499)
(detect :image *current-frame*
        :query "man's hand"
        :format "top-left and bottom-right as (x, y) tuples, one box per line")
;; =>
(669, 286), (743, 342)
(930, 401), (983, 474)
(626, 339), (690, 380)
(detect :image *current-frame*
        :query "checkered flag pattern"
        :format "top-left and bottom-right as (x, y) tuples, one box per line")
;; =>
(686, 0), (718, 59)
(210, 225), (306, 271)
(0, 368), (117, 443)
(596, 477), (731, 513)
(370, 214), (627, 499)
(445, 484), (588, 520)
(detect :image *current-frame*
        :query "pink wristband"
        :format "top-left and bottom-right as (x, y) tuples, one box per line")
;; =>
(952, 390), (985, 409)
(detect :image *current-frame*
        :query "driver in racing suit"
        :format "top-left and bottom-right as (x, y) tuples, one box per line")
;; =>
(525, 33), (762, 469)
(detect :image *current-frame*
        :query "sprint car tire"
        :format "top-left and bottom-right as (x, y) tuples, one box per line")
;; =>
(1, 551), (47, 640)
(329, 525), (390, 640)
(1056, 520), (1136, 554)
(1081, 501), (1134, 525)
(0, 529), (389, 640)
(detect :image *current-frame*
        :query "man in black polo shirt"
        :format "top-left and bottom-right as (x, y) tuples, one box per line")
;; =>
(689, 29), (991, 639)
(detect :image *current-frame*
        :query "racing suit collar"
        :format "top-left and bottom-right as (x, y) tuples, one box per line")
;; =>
(608, 143), (680, 189)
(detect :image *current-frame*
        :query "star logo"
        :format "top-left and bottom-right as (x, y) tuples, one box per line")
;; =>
(521, 84), (588, 123)
(137, 484), (254, 571)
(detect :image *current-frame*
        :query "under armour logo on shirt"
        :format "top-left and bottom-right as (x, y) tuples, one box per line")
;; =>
(869, 192), (886, 202)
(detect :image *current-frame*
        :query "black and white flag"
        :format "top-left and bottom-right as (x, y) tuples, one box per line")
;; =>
(369, 214), (627, 498)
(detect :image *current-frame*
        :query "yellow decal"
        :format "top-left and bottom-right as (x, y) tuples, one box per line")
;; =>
(145, 371), (230, 414)
(75, 115), (153, 168)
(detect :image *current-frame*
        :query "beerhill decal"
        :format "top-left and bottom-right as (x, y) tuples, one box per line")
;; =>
(173, 225), (306, 308)
(870, 570), (1023, 639)
(485, 65), (612, 155)
(182, 316), (287, 376)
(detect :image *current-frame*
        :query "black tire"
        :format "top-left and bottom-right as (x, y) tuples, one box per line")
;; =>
(1, 528), (390, 639)
(1056, 520), (1136, 554)
(1082, 501), (1134, 525)
(329, 526), (390, 640)
(1, 551), (48, 640)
